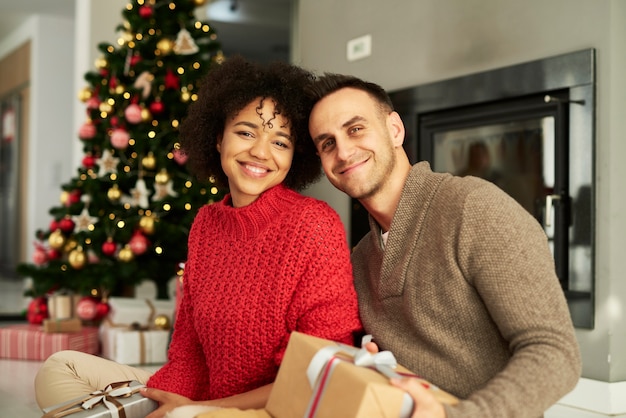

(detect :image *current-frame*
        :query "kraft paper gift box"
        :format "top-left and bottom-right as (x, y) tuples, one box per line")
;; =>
(41, 380), (157, 418)
(265, 331), (458, 418)
(48, 291), (81, 320)
(99, 323), (170, 365)
(0, 324), (99, 361)
(43, 317), (83, 333)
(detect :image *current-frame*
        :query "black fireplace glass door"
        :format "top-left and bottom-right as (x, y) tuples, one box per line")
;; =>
(417, 91), (594, 307)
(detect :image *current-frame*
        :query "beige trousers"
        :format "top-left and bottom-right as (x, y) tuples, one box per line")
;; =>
(34, 350), (154, 410)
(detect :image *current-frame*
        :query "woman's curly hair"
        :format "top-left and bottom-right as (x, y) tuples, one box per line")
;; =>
(178, 55), (320, 191)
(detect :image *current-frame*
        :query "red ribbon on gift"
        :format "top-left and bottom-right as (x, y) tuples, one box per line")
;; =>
(303, 336), (416, 418)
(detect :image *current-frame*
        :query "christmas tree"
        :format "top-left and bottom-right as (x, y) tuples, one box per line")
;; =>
(17, 0), (226, 302)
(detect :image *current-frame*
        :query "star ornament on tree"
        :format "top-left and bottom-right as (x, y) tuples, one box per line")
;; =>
(152, 179), (179, 201)
(121, 178), (150, 208)
(96, 149), (120, 176)
(72, 208), (99, 232)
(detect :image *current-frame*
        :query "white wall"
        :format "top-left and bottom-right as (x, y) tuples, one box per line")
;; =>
(0, 15), (75, 262)
(72, 0), (128, 168)
(295, 0), (626, 406)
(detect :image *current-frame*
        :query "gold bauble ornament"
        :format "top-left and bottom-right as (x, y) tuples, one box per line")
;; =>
(64, 238), (78, 253)
(141, 108), (152, 122)
(78, 87), (92, 102)
(138, 215), (156, 235)
(121, 31), (134, 43)
(142, 153), (156, 170)
(60, 190), (70, 205)
(95, 56), (108, 69)
(155, 169), (170, 185)
(68, 247), (87, 269)
(118, 245), (134, 262)
(156, 38), (174, 55)
(48, 230), (65, 250)
(99, 102), (113, 114)
(154, 314), (170, 330)
(193, 0), (207, 5)
(107, 184), (122, 201)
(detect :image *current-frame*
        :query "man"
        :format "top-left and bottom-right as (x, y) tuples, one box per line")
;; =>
(307, 74), (581, 418)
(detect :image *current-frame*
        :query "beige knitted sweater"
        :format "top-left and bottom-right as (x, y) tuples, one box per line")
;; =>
(351, 162), (581, 418)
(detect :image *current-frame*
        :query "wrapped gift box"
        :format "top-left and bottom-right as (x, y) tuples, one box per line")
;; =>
(266, 332), (458, 418)
(42, 380), (157, 418)
(48, 292), (81, 320)
(100, 323), (169, 365)
(107, 297), (175, 328)
(43, 318), (83, 333)
(0, 324), (99, 361)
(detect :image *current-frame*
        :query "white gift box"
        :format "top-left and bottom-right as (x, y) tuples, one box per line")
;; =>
(106, 297), (175, 327)
(100, 323), (170, 365)
(100, 297), (175, 365)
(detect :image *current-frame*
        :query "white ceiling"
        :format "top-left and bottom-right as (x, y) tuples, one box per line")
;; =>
(0, 0), (291, 63)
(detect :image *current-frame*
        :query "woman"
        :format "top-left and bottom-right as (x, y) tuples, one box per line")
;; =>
(35, 56), (362, 418)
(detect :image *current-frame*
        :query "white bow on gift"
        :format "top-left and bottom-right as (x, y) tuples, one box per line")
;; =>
(81, 383), (143, 418)
(304, 335), (413, 418)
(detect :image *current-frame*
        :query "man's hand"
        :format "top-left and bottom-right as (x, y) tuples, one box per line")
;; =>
(390, 377), (446, 418)
(141, 387), (194, 418)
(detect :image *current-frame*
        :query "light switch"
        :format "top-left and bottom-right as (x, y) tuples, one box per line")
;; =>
(347, 34), (372, 61)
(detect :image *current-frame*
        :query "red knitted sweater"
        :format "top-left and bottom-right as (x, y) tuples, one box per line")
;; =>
(147, 184), (362, 400)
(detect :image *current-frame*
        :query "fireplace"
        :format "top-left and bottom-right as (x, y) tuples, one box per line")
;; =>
(351, 49), (596, 328)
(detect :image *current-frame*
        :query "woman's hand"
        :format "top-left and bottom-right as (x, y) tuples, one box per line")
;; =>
(141, 387), (196, 418)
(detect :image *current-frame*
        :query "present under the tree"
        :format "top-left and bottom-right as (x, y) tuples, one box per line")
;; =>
(265, 331), (458, 418)
(99, 322), (169, 365)
(41, 380), (157, 418)
(48, 291), (81, 320)
(43, 317), (83, 333)
(0, 324), (99, 361)
(106, 297), (175, 328)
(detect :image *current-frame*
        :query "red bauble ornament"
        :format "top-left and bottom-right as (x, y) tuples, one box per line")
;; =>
(76, 296), (98, 321)
(49, 219), (59, 232)
(110, 128), (130, 150)
(124, 104), (143, 124)
(129, 231), (149, 255)
(149, 100), (164, 115)
(47, 248), (62, 260)
(102, 239), (117, 256)
(86, 97), (101, 110)
(173, 148), (188, 165)
(68, 190), (82, 205)
(95, 301), (111, 320)
(32, 246), (48, 266)
(79, 121), (96, 140)
(59, 217), (75, 233)
(27, 297), (48, 325)
(139, 5), (153, 18)
(82, 154), (96, 168)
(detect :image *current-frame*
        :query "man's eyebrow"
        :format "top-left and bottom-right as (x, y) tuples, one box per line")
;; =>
(312, 115), (366, 144)
(312, 132), (330, 144)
